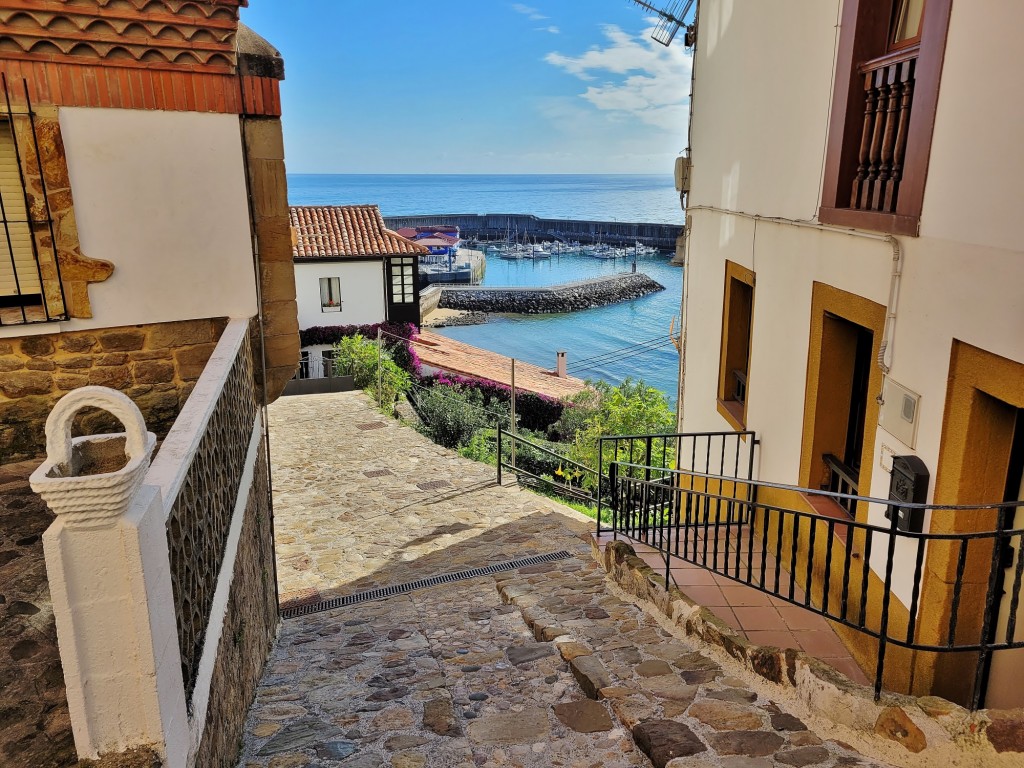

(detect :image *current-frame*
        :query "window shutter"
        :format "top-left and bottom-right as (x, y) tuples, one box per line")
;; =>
(0, 122), (39, 298)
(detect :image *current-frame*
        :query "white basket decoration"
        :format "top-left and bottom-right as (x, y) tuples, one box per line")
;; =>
(30, 386), (157, 528)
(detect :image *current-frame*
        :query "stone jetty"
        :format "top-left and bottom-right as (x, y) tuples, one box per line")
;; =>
(436, 272), (664, 314)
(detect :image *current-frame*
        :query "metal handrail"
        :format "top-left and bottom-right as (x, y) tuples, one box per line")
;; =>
(496, 427), (598, 496)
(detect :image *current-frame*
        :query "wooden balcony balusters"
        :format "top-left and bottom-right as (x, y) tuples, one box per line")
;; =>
(850, 53), (916, 214)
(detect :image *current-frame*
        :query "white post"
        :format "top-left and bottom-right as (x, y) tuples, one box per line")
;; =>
(556, 350), (567, 378)
(31, 387), (188, 766)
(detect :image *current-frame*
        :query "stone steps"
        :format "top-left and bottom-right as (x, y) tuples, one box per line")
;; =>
(495, 558), (890, 768)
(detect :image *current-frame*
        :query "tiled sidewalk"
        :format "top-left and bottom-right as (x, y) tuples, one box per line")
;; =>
(595, 532), (869, 685)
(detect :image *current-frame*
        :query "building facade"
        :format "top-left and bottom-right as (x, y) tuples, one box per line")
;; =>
(678, 0), (1024, 708)
(290, 204), (426, 377)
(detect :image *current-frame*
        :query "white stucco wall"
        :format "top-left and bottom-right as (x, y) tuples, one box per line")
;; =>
(294, 260), (386, 330)
(56, 107), (257, 330)
(682, 0), (1024, 605)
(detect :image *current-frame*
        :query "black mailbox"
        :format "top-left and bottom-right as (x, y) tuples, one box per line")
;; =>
(885, 455), (929, 533)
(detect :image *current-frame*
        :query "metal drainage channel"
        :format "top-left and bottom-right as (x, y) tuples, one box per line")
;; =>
(280, 550), (574, 619)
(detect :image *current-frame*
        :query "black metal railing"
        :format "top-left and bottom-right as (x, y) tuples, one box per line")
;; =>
(0, 74), (66, 326)
(497, 427), (599, 506)
(606, 462), (1024, 709)
(823, 453), (859, 516)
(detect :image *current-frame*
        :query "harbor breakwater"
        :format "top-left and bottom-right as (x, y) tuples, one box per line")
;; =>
(385, 213), (682, 249)
(432, 272), (664, 314)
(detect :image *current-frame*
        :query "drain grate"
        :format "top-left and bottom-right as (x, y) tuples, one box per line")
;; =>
(280, 550), (574, 619)
(355, 422), (387, 431)
(416, 479), (451, 491)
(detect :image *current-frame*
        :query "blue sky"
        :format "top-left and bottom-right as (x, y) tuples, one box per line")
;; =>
(240, 1), (692, 174)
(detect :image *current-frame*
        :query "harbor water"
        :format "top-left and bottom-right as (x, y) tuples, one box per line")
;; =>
(289, 174), (684, 406)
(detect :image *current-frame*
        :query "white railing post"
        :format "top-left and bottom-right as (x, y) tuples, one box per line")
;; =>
(30, 387), (188, 766)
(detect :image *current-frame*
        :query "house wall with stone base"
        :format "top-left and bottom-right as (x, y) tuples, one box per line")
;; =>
(0, 318), (226, 462)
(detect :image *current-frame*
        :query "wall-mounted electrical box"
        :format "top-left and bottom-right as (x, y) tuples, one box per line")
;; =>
(674, 154), (692, 193)
(878, 376), (921, 448)
(885, 454), (928, 533)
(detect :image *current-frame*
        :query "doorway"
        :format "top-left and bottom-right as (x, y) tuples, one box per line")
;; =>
(982, 407), (1024, 709)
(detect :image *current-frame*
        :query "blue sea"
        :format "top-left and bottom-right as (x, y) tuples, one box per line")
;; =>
(288, 174), (684, 406)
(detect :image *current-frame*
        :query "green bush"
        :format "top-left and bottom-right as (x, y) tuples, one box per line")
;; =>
(564, 378), (676, 489)
(413, 384), (509, 449)
(457, 429), (497, 465)
(332, 334), (410, 408)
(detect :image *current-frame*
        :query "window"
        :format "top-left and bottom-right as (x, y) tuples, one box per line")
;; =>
(819, 0), (952, 236)
(717, 261), (754, 429)
(319, 276), (341, 312)
(388, 257), (415, 305)
(0, 119), (44, 324)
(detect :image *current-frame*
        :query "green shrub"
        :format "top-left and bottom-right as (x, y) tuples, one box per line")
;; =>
(413, 384), (509, 449)
(564, 378), (676, 489)
(457, 429), (497, 465)
(332, 334), (411, 408)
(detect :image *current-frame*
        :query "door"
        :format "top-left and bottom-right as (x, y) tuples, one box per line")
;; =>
(984, 408), (1024, 709)
(385, 256), (420, 324)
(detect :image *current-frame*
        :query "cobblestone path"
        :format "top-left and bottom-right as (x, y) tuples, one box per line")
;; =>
(240, 392), (889, 767)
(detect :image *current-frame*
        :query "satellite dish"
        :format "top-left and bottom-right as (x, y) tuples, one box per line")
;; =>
(630, 0), (696, 47)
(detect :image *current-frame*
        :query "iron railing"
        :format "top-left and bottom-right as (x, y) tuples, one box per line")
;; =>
(822, 453), (859, 516)
(606, 463), (1024, 709)
(0, 75), (66, 326)
(497, 427), (599, 506)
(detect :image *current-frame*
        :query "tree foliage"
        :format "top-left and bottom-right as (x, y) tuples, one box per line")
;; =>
(562, 378), (676, 489)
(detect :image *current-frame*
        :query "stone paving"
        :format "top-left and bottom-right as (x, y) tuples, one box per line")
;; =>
(241, 392), (892, 767)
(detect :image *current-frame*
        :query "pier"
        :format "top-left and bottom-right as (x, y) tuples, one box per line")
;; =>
(423, 272), (664, 315)
(385, 213), (683, 249)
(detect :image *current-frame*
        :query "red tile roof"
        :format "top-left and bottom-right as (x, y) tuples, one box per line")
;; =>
(290, 205), (428, 260)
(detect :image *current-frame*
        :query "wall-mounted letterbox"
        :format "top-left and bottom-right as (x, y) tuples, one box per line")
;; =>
(885, 455), (929, 533)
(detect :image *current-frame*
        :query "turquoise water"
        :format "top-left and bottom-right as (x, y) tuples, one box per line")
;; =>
(435, 250), (682, 406)
(288, 174), (684, 405)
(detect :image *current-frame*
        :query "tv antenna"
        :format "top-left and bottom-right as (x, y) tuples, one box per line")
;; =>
(630, 0), (695, 47)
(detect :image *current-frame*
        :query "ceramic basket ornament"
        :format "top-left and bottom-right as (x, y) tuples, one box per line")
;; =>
(30, 386), (157, 528)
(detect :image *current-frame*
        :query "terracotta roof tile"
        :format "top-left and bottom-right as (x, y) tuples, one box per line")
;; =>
(290, 205), (428, 260)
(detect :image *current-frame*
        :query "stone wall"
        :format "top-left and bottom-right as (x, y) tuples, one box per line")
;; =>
(437, 273), (664, 314)
(0, 318), (227, 462)
(193, 442), (277, 768)
(243, 116), (300, 402)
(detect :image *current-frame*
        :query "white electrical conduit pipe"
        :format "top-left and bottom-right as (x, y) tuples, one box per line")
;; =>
(684, 204), (903, 381)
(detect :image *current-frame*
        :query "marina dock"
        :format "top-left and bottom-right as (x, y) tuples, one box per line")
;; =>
(414, 330), (588, 400)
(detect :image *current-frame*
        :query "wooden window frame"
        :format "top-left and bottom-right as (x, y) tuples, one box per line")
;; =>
(818, 0), (953, 236)
(716, 261), (755, 431)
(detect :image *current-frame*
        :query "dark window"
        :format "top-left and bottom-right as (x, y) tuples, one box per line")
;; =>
(717, 261), (755, 428)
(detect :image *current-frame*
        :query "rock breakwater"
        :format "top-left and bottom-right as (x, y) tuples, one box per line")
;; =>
(437, 273), (664, 314)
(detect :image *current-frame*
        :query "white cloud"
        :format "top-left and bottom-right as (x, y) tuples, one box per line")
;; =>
(538, 25), (560, 34)
(544, 22), (691, 132)
(512, 3), (547, 21)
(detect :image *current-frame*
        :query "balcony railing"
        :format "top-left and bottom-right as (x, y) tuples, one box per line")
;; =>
(822, 453), (859, 517)
(603, 459), (1024, 710)
(849, 50), (917, 213)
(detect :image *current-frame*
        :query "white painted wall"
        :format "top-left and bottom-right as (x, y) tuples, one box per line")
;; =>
(294, 260), (386, 330)
(682, 0), (1024, 605)
(58, 107), (256, 330)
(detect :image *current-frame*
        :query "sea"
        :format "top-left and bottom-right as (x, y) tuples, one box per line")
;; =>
(288, 174), (684, 407)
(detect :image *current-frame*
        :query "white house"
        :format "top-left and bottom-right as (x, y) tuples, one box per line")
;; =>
(290, 204), (427, 377)
(677, 0), (1024, 709)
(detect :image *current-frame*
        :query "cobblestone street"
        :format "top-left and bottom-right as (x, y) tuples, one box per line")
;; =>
(240, 392), (890, 767)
